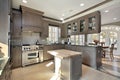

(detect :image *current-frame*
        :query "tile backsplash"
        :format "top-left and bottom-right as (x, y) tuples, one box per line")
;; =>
(22, 32), (47, 45)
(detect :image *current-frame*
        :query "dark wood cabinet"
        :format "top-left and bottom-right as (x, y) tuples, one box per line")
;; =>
(22, 12), (43, 27)
(86, 11), (101, 33)
(10, 46), (22, 68)
(41, 20), (49, 38)
(62, 11), (101, 36)
(65, 21), (72, 37)
(0, 59), (12, 80)
(61, 23), (67, 38)
(43, 45), (65, 61)
(71, 19), (79, 35)
(43, 45), (54, 61)
(11, 9), (22, 38)
(62, 20), (79, 37)
(79, 11), (101, 34)
(21, 6), (44, 32)
(79, 16), (87, 34)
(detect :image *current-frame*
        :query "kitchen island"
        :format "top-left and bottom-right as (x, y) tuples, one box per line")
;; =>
(48, 49), (82, 80)
(0, 57), (11, 80)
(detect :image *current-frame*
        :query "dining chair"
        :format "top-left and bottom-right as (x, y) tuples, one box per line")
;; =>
(109, 44), (114, 60)
(100, 42), (106, 58)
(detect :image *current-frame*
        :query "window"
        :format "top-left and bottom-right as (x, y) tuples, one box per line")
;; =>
(79, 35), (85, 45)
(100, 32), (106, 42)
(109, 32), (117, 47)
(70, 35), (85, 45)
(87, 33), (99, 44)
(70, 35), (75, 45)
(48, 25), (60, 44)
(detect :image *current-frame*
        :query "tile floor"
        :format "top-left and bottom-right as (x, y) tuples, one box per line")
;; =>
(11, 59), (120, 80)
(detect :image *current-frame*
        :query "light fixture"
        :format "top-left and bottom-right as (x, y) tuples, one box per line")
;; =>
(80, 3), (84, 6)
(60, 18), (64, 21)
(113, 18), (117, 20)
(104, 10), (109, 13)
(22, 0), (27, 3)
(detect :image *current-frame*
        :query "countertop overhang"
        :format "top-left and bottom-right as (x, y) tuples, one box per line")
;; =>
(48, 49), (82, 59)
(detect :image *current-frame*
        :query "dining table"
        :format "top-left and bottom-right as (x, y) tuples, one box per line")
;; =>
(102, 46), (109, 58)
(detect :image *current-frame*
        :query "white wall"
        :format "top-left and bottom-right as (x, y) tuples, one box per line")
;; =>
(0, 0), (9, 57)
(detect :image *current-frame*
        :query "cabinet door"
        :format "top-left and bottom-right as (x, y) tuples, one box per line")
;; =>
(61, 23), (67, 38)
(79, 16), (87, 34)
(11, 10), (22, 38)
(43, 46), (54, 61)
(87, 11), (101, 33)
(22, 12), (43, 27)
(11, 46), (22, 68)
(71, 19), (79, 35)
(41, 20), (48, 38)
(66, 22), (72, 37)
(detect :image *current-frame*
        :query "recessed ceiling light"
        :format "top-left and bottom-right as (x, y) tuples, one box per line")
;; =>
(113, 18), (117, 20)
(104, 10), (109, 13)
(80, 3), (84, 6)
(60, 18), (64, 20)
(22, 0), (27, 3)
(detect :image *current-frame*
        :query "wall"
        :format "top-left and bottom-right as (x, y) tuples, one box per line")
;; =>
(0, 0), (10, 57)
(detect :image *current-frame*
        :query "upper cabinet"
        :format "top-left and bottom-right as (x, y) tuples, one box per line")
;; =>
(64, 20), (79, 37)
(11, 10), (22, 38)
(63, 11), (101, 37)
(61, 23), (67, 38)
(79, 16), (87, 34)
(41, 20), (48, 38)
(66, 22), (72, 37)
(71, 19), (79, 35)
(21, 6), (44, 32)
(22, 12), (43, 27)
(87, 11), (101, 33)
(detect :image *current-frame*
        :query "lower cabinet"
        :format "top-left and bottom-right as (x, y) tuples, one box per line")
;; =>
(0, 60), (12, 80)
(10, 46), (22, 68)
(43, 45), (65, 61)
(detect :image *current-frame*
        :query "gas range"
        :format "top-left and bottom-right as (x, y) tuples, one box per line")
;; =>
(22, 45), (43, 52)
(22, 44), (44, 66)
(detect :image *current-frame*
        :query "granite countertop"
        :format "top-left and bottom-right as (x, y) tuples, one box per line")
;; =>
(48, 49), (82, 59)
(0, 57), (9, 76)
(44, 44), (99, 47)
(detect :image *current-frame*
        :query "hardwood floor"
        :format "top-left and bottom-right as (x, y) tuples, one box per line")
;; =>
(101, 54), (120, 78)
(11, 60), (119, 80)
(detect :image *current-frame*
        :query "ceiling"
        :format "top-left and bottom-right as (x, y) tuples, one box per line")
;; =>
(100, 2), (120, 25)
(12, 0), (120, 24)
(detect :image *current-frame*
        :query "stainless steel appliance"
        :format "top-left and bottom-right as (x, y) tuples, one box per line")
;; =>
(22, 45), (43, 66)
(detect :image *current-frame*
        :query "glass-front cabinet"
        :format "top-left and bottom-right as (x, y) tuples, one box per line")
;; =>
(79, 17), (87, 34)
(66, 20), (79, 37)
(67, 23), (72, 37)
(64, 11), (101, 37)
(87, 11), (101, 33)
(72, 19), (78, 34)
(72, 22), (77, 32)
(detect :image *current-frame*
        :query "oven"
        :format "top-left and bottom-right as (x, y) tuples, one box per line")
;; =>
(22, 50), (39, 66)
